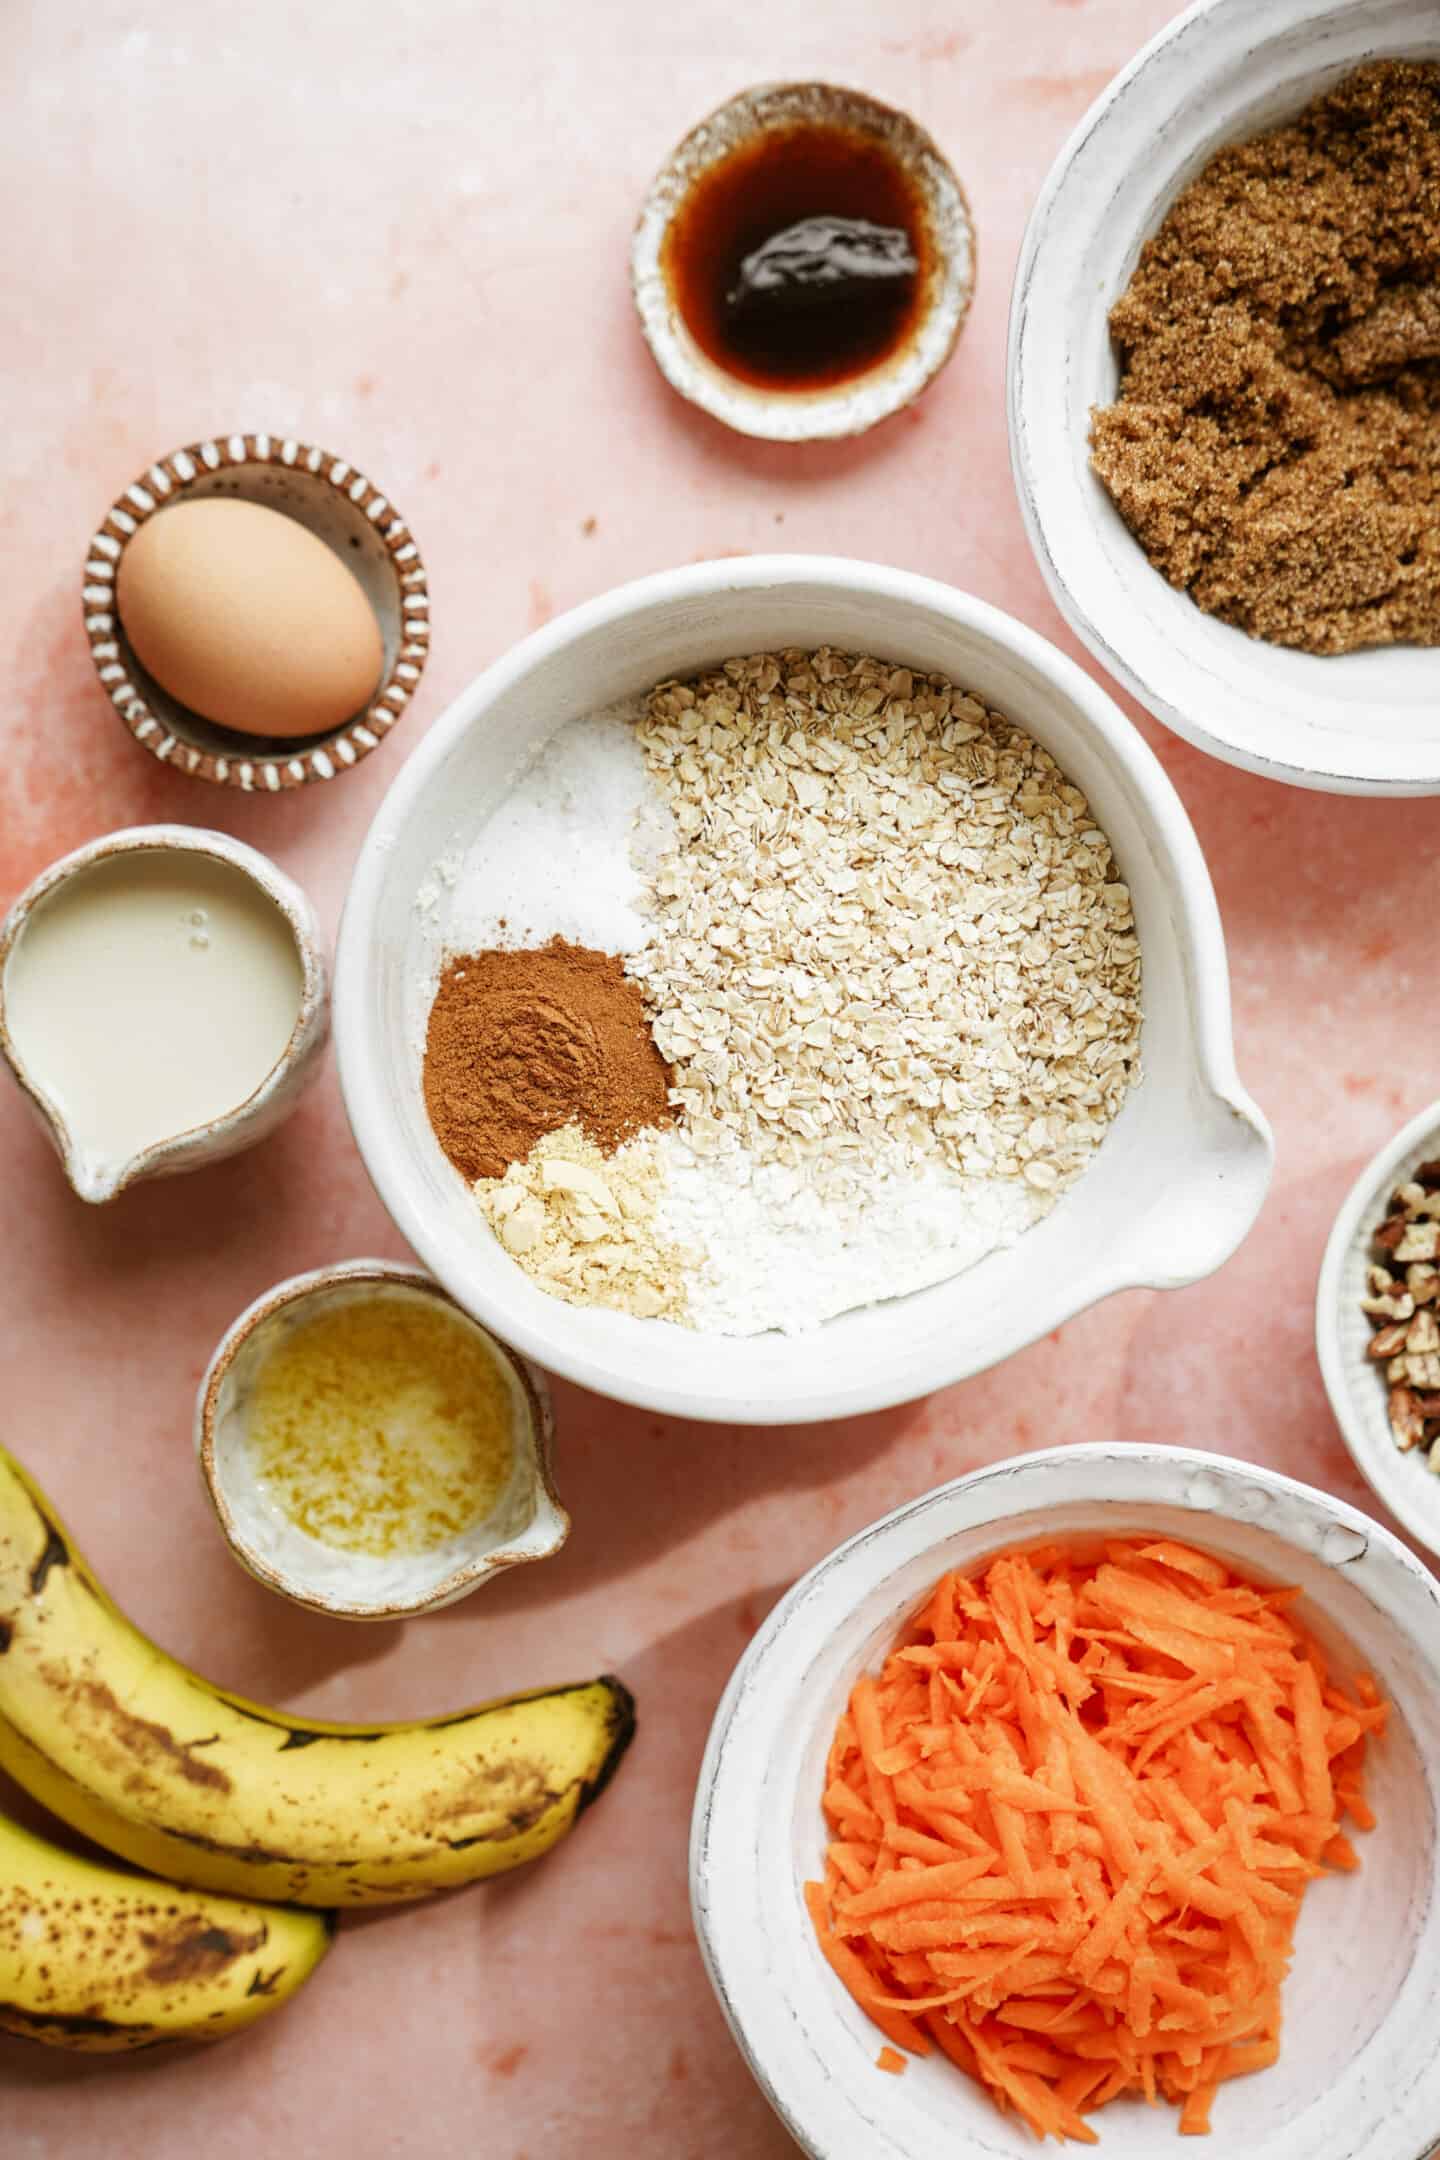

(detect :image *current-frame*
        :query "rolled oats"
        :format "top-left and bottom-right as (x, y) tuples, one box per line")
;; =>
(629, 649), (1142, 1201)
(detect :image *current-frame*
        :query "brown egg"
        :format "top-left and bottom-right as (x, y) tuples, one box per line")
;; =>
(115, 497), (385, 740)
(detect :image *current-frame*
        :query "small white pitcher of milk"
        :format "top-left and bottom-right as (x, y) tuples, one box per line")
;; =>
(0, 826), (329, 1202)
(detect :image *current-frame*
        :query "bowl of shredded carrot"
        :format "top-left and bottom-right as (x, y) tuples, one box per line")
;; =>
(691, 1445), (1440, 2157)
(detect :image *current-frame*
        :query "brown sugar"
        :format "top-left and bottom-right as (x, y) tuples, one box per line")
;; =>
(1090, 61), (1440, 655)
(423, 937), (674, 1182)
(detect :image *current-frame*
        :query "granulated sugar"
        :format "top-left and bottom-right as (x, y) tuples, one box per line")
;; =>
(442, 699), (668, 958)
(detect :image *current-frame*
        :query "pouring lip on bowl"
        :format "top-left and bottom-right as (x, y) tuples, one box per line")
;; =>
(1317, 1097), (1440, 1561)
(0, 823), (330, 1203)
(690, 1442), (1440, 2160)
(194, 1258), (567, 1623)
(334, 552), (1271, 1424)
(83, 431), (430, 792)
(1007, 0), (1440, 798)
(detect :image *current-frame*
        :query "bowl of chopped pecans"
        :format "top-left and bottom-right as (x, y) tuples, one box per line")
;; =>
(1318, 1100), (1440, 1557)
(337, 554), (1272, 1423)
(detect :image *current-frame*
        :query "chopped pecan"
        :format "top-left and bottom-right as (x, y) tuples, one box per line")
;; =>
(1368, 1321), (1411, 1360)
(1397, 1221), (1440, 1263)
(1361, 1281), (1414, 1321)
(1389, 1386), (1427, 1450)
(1406, 1309), (1440, 1354)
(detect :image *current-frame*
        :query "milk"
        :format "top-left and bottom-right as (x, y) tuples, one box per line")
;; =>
(4, 851), (304, 1186)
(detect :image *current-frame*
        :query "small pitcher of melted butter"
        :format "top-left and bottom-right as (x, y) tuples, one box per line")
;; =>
(0, 826), (328, 1202)
(196, 1262), (566, 1620)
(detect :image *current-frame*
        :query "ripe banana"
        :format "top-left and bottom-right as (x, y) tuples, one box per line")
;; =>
(0, 1445), (635, 1908)
(0, 1803), (331, 2052)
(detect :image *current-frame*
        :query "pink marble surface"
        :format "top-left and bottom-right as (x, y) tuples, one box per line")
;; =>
(2, 2), (1435, 2154)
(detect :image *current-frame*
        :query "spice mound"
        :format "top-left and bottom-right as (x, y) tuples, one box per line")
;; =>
(246, 1293), (518, 1558)
(808, 1540), (1387, 2142)
(1090, 61), (1440, 656)
(477, 1125), (692, 1323)
(421, 648), (1142, 1337)
(423, 936), (673, 1182)
(1360, 1158), (1440, 1459)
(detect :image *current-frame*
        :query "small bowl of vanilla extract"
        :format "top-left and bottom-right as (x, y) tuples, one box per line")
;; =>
(631, 81), (975, 443)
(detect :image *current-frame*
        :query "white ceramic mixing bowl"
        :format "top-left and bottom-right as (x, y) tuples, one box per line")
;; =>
(335, 556), (1270, 1423)
(692, 1445), (1440, 2160)
(1009, 0), (1440, 795)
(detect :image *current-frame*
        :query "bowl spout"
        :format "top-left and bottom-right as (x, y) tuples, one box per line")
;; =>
(1126, 1080), (1273, 1289)
(63, 1150), (130, 1206)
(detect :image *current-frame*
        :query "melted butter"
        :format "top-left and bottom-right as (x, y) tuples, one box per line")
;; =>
(246, 1294), (518, 1558)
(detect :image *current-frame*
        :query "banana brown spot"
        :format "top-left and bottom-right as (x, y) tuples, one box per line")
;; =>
(139, 1916), (264, 1984)
(245, 1964), (287, 1998)
(27, 1526), (68, 1596)
(276, 1727), (381, 1750)
(426, 1758), (554, 1833)
(164, 1823), (286, 1864)
(0, 1618), (11, 1653)
(0, 2000), (153, 2041)
(444, 1789), (567, 1848)
(59, 1677), (234, 1793)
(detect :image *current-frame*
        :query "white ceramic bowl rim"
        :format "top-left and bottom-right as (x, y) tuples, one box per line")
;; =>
(1008, 0), (1440, 796)
(691, 1443), (1440, 2160)
(1317, 1097), (1440, 1558)
(335, 553), (1271, 1423)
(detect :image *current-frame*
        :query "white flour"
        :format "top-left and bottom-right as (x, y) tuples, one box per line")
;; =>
(655, 1129), (1042, 1336)
(430, 704), (1056, 1337)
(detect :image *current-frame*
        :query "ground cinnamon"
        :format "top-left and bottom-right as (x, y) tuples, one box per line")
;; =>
(1090, 61), (1440, 656)
(423, 937), (673, 1182)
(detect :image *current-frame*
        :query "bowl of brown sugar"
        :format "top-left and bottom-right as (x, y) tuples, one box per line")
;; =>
(1009, 0), (1440, 795)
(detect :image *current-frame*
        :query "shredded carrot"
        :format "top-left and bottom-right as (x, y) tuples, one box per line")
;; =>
(806, 1539), (1386, 2144)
